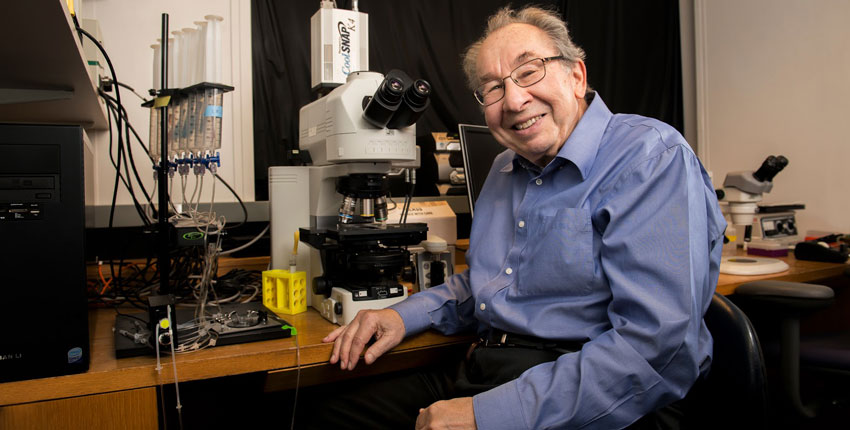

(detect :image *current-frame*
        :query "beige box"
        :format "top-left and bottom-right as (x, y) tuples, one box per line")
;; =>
(388, 200), (457, 245)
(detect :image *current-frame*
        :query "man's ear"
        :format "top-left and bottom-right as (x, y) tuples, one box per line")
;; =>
(570, 60), (587, 99)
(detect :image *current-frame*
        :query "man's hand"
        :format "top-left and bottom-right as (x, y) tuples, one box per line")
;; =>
(323, 308), (405, 370)
(416, 397), (477, 430)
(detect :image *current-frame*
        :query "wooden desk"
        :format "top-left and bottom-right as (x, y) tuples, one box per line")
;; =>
(0, 307), (472, 429)
(716, 252), (847, 296)
(2, 252), (845, 428)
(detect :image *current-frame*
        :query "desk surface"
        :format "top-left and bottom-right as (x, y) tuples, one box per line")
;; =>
(716, 251), (847, 296)
(0, 307), (472, 407)
(2, 251), (845, 407)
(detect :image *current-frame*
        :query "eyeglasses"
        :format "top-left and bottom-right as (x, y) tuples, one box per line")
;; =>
(473, 56), (565, 106)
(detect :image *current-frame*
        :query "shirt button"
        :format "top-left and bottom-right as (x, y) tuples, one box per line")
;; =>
(505, 267), (513, 275)
(518, 220), (525, 228)
(535, 178), (543, 186)
(480, 303), (486, 311)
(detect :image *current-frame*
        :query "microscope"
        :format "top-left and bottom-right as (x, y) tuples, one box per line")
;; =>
(721, 155), (789, 242)
(269, 69), (432, 325)
(719, 155), (793, 274)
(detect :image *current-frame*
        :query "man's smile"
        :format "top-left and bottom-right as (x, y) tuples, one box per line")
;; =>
(512, 113), (545, 130)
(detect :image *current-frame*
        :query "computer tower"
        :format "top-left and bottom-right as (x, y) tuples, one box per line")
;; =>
(0, 123), (92, 382)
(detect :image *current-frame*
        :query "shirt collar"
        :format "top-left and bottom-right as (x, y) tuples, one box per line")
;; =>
(500, 92), (612, 180)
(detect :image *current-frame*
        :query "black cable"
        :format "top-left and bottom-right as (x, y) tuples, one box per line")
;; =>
(401, 179), (414, 224)
(116, 112), (151, 227)
(101, 91), (155, 207)
(76, 26), (127, 233)
(212, 173), (248, 230)
(114, 80), (150, 103)
(100, 91), (156, 163)
(102, 101), (151, 227)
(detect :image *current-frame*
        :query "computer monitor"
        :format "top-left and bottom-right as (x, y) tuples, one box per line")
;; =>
(458, 124), (505, 218)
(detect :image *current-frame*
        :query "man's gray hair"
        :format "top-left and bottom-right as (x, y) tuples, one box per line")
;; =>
(462, 6), (586, 90)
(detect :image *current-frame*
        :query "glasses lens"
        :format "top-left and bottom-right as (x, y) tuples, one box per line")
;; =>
(473, 58), (551, 106)
(475, 80), (504, 106)
(512, 59), (545, 87)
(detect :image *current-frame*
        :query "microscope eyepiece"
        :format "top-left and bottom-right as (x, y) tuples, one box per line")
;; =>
(362, 70), (432, 130)
(752, 155), (788, 182)
(386, 78), (432, 129)
(362, 74), (406, 128)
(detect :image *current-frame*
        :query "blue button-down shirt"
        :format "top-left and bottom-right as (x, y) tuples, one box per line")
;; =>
(392, 93), (726, 429)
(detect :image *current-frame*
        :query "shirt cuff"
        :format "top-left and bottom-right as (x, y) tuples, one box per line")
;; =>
(473, 380), (527, 430)
(389, 294), (432, 336)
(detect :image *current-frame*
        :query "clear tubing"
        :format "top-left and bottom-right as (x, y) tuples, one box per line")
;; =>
(204, 15), (223, 83)
(151, 43), (161, 90)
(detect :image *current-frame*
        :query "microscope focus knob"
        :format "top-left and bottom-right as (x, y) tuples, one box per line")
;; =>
(313, 277), (330, 296)
(334, 302), (343, 315)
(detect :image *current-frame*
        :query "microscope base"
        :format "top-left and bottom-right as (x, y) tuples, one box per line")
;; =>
(319, 286), (408, 325)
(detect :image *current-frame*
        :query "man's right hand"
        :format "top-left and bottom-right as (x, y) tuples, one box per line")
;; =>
(323, 308), (406, 370)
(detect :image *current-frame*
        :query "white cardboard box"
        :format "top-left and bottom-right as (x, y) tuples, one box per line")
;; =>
(387, 200), (457, 246)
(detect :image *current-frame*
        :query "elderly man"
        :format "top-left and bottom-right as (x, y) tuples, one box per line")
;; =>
(318, 5), (725, 430)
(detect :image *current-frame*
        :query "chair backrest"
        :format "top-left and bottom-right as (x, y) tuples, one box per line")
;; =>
(686, 293), (769, 428)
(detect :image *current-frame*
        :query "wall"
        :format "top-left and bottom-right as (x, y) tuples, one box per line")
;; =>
(693, 0), (850, 234)
(79, 0), (254, 225)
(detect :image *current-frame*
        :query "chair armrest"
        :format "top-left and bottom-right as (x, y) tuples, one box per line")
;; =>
(736, 281), (834, 313)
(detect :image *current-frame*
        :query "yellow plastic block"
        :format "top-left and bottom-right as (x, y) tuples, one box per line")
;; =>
(262, 269), (308, 315)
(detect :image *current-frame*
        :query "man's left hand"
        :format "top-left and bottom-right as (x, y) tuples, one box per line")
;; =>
(415, 397), (477, 430)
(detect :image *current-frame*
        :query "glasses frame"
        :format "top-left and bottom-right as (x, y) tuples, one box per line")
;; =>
(473, 55), (565, 107)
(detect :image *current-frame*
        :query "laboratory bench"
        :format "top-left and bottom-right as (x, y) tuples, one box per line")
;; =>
(1, 251), (847, 429)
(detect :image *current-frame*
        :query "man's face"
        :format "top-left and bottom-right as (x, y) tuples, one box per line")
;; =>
(476, 23), (587, 167)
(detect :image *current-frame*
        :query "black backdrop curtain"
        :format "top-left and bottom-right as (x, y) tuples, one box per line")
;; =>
(251, 0), (682, 200)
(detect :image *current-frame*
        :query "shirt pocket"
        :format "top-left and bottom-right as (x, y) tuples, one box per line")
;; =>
(520, 208), (594, 295)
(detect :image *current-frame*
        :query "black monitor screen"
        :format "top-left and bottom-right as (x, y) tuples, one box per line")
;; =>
(458, 124), (505, 218)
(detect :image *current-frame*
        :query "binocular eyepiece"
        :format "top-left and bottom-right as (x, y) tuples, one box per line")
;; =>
(362, 69), (431, 129)
(752, 155), (788, 183)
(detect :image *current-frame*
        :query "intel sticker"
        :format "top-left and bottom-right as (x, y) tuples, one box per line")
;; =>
(68, 347), (83, 364)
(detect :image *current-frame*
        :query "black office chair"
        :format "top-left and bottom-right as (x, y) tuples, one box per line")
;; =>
(734, 279), (850, 422)
(684, 293), (769, 429)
